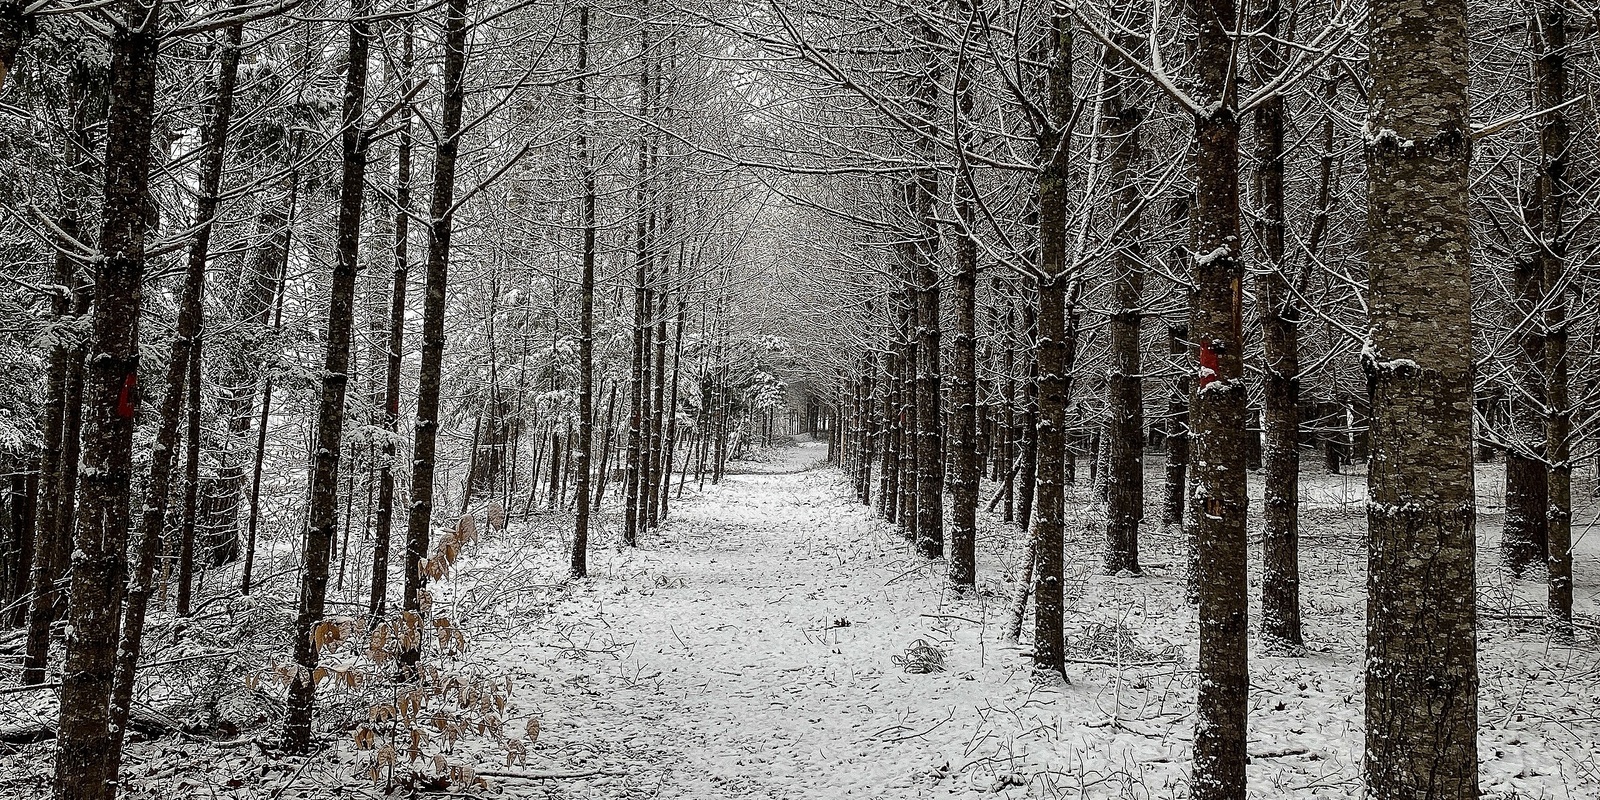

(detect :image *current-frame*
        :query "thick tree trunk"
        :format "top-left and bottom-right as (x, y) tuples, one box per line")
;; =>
(1363, 0), (1478, 795)
(1187, 0), (1249, 795)
(1503, 450), (1547, 576)
(284, 0), (370, 751)
(1504, 159), (1548, 575)
(52, 3), (160, 795)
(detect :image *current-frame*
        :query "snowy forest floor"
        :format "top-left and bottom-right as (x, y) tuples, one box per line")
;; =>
(3, 438), (1599, 798)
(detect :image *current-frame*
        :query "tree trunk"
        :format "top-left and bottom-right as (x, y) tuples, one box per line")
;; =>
(571, 3), (595, 577)
(284, 0), (370, 751)
(1102, 33), (1145, 577)
(623, 35), (651, 546)
(1363, 0), (1478, 795)
(370, 14), (414, 617)
(1533, 3), (1572, 633)
(1504, 149), (1548, 576)
(897, 283), (917, 535)
(948, 133), (979, 587)
(1252, 0), (1301, 649)
(1163, 323), (1190, 532)
(23, 211), (86, 683)
(52, 3), (160, 795)
(1187, 0), (1249, 794)
(1029, 9), (1071, 679)
(242, 165), (297, 595)
(175, 334), (204, 616)
(659, 298), (687, 520)
(399, 0), (468, 673)
(1017, 294), (1039, 533)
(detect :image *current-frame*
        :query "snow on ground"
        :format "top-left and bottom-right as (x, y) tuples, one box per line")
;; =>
(2, 441), (1596, 799)
(455, 442), (1600, 799)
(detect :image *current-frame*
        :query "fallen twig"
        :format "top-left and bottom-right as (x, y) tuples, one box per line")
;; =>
(478, 767), (626, 780)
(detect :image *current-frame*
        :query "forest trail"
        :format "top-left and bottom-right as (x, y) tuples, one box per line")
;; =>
(488, 439), (1060, 799)
(459, 441), (1600, 800)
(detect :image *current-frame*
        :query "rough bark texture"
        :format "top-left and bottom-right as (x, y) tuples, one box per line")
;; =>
(1252, 0), (1301, 648)
(285, 0), (370, 751)
(53, 3), (160, 795)
(1363, 0), (1479, 796)
(1187, 0), (1249, 795)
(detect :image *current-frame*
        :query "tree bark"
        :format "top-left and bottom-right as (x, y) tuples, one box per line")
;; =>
(1533, 3), (1572, 633)
(1252, 0), (1301, 648)
(370, 12), (414, 617)
(571, 3), (595, 577)
(1029, 9), (1071, 679)
(399, 0), (468, 671)
(947, 84), (979, 585)
(623, 30), (651, 547)
(22, 213), (86, 684)
(52, 2), (161, 795)
(1363, 0), (1478, 795)
(1102, 32), (1145, 577)
(1187, 0), (1249, 794)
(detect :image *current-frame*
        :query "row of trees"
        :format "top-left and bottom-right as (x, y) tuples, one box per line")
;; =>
(0, 0), (805, 794)
(743, 2), (1595, 799)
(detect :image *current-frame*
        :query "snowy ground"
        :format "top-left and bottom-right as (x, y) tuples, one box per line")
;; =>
(443, 441), (1600, 799)
(2, 440), (1597, 798)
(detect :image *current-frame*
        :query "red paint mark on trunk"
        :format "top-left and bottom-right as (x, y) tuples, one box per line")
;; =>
(1198, 342), (1218, 388)
(117, 373), (138, 418)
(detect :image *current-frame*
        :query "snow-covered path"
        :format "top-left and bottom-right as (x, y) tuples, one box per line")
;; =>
(493, 440), (1061, 799)
(470, 440), (1600, 800)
